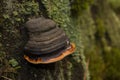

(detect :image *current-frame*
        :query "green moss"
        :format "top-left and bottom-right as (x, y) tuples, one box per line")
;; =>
(86, 50), (104, 80)
(96, 18), (106, 37)
(71, 0), (94, 17)
(42, 1), (92, 80)
(1, 0), (39, 27)
(0, 0), (40, 49)
(89, 13), (120, 80)
(42, 0), (84, 63)
(108, 0), (120, 9)
(103, 48), (120, 80)
(0, 0), (40, 79)
(0, 41), (6, 67)
(42, 0), (70, 29)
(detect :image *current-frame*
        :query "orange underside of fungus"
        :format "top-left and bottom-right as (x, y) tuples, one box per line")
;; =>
(24, 43), (75, 64)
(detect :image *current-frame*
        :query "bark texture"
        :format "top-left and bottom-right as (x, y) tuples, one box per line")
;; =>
(0, 0), (85, 80)
(1, 0), (120, 80)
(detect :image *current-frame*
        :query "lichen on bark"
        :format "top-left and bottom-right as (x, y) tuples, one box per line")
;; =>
(1, 0), (86, 80)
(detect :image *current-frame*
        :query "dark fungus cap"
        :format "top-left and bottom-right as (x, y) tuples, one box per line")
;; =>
(24, 17), (75, 64)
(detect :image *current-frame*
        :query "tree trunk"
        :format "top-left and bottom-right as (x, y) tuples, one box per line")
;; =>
(0, 0), (86, 80)
(1, 0), (120, 80)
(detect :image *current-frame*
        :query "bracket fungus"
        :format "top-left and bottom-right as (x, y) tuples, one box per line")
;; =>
(24, 17), (75, 64)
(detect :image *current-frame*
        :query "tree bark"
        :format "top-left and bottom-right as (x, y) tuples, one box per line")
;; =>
(0, 0), (85, 80)
(1, 0), (120, 80)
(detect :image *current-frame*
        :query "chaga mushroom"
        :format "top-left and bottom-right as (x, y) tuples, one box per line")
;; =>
(24, 17), (75, 64)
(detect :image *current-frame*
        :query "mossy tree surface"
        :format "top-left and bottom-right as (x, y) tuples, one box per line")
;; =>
(1, 0), (120, 80)
(0, 0), (85, 80)
(84, 0), (120, 80)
